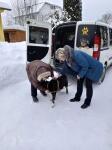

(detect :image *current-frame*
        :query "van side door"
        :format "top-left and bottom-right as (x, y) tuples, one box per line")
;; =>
(26, 21), (52, 64)
(98, 25), (110, 66)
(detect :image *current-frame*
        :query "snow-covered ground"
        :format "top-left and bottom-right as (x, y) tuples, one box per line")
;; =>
(0, 42), (112, 150)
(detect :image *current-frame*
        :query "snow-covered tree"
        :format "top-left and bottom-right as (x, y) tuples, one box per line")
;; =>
(63, 0), (82, 21)
(61, 10), (70, 22)
(49, 9), (69, 27)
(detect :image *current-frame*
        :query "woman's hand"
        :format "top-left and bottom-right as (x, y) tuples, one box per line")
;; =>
(77, 75), (80, 80)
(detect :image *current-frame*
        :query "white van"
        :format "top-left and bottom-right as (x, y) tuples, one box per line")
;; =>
(26, 21), (112, 82)
(52, 21), (112, 81)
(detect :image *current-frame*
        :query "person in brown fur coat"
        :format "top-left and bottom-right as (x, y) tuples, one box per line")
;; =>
(26, 60), (54, 102)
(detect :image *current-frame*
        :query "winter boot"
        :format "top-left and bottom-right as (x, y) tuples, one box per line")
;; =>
(69, 97), (80, 102)
(81, 103), (90, 109)
(32, 96), (39, 102)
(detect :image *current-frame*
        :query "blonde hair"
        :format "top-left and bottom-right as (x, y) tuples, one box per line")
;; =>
(55, 45), (73, 64)
(55, 48), (65, 60)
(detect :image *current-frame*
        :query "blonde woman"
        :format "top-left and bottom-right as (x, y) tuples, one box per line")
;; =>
(55, 45), (103, 109)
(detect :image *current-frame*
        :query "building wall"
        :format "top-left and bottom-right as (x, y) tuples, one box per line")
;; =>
(4, 30), (26, 42)
(38, 4), (62, 21)
(0, 12), (5, 41)
(14, 3), (62, 25)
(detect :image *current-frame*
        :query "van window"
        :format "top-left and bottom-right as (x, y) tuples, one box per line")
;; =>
(99, 26), (108, 48)
(76, 25), (97, 48)
(55, 25), (76, 49)
(29, 26), (49, 44)
(109, 28), (112, 46)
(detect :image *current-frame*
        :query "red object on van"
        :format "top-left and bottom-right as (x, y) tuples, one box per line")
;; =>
(93, 35), (101, 60)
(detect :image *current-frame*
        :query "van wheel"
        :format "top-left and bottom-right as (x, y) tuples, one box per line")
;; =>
(98, 66), (106, 84)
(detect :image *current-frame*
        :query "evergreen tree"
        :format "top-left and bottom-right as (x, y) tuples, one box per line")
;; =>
(64, 0), (82, 21)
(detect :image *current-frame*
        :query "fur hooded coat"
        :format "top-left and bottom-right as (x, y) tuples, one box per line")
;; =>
(26, 60), (54, 90)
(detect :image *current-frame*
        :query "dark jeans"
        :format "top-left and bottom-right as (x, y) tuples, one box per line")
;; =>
(31, 84), (37, 97)
(75, 78), (93, 105)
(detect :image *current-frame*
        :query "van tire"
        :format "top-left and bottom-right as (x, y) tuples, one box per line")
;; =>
(98, 66), (106, 84)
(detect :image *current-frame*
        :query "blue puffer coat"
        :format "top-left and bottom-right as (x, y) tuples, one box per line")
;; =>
(62, 50), (103, 82)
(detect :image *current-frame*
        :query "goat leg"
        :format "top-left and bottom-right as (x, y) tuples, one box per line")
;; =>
(66, 86), (68, 94)
(51, 92), (56, 108)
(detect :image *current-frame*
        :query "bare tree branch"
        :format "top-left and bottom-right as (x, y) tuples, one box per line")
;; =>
(98, 13), (112, 24)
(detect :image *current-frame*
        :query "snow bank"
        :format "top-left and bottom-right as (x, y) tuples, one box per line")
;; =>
(0, 42), (27, 89)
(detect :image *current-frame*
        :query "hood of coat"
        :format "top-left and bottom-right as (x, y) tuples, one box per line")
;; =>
(37, 71), (51, 81)
(63, 45), (74, 65)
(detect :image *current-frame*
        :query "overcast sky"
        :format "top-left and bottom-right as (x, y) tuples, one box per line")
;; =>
(1, 0), (112, 21)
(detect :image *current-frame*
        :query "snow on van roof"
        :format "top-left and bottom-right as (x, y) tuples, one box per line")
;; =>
(77, 21), (112, 27)
(0, 2), (11, 10)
